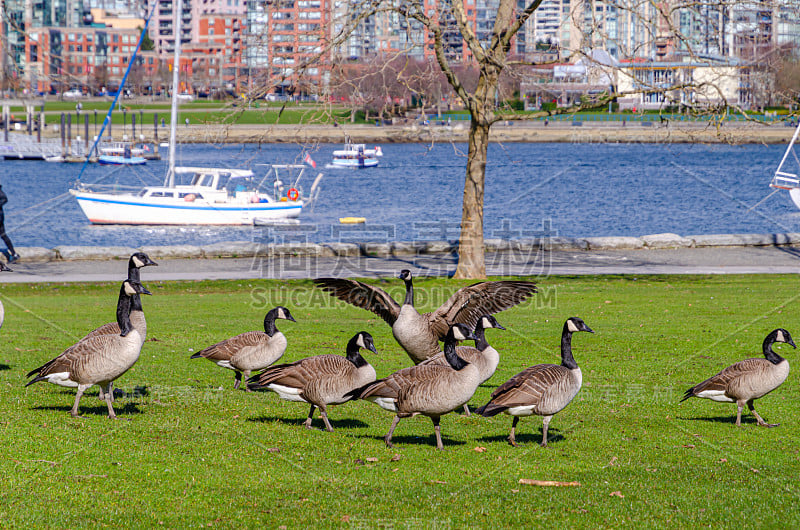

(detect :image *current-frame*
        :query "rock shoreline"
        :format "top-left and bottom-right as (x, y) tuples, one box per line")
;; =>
(12, 232), (800, 263)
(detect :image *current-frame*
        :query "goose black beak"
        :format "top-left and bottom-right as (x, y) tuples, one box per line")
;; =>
(789, 339), (797, 349)
(139, 286), (153, 296)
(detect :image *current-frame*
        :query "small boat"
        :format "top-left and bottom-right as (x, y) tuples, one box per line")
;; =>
(769, 118), (800, 209)
(98, 155), (147, 165)
(331, 139), (382, 169)
(339, 217), (366, 224)
(98, 143), (146, 165)
(99, 141), (146, 157)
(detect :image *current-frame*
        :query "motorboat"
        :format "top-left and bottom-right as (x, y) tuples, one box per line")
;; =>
(331, 139), (382, 168)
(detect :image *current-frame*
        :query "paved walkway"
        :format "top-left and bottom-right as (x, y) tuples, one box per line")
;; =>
(1, 246), (798, 283)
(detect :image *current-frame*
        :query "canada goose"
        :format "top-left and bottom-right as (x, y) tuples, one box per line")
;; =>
(680, 328), (794, 427)
(419, 314), (505, 415)
(350, 323), (479, 450)
(25, 280), (152, 419)
(80, 252), (157, 342)
(0, 261), (12, 329)
(247, 331), (378, 431)
(476, 317), (594, 447)
(191, 306), (296, 390)
(313, 270), (536, 364)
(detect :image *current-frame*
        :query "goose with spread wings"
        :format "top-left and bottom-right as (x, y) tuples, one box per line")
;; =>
(313, 270), (536, 364)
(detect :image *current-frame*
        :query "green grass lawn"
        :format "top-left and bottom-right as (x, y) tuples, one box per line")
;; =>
(1, 275), (798, 526)
(9, 100), (359, 127)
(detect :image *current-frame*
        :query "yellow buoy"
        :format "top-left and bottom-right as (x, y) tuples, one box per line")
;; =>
(339, 217), (366, 224)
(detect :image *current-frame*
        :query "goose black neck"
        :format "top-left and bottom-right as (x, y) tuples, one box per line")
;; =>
(473, 323), (489, 351)
(763, 335), (785, 364)
(402, 277), (414, 306)
(345, 336), (369, 368)
(263, 312), (278, 337)
(560, 322), (578, 370)
(128, 265), (141, 283)
(130, 293), (143, 312)
(444, 337), (469, 370)
(116, 285), (134, 337)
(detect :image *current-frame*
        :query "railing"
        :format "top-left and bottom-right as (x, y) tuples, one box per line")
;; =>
(72, 182), (145, 195)
(423, 112), (796, 124)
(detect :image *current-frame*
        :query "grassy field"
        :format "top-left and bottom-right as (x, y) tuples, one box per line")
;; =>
(8, 100), (360, 126)
(1, 274), (798, 527)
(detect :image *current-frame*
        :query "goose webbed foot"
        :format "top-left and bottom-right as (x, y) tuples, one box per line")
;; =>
(750, 405), (778, 428)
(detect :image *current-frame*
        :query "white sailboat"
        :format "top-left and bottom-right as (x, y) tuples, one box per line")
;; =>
(769, 119), (800, 209)
(70, 0), (319, 225)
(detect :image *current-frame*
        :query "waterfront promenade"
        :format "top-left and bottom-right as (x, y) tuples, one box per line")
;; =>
(0, 244), (798, 283)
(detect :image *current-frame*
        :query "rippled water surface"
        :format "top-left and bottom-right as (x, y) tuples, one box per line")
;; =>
(1, 141), (795, 248)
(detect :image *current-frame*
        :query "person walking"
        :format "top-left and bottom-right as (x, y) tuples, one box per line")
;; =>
(0, 185), (19, 263)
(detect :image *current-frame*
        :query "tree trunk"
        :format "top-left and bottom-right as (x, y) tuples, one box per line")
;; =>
(454, 118), (489, 279)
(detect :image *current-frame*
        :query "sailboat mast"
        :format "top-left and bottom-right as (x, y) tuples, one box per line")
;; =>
(166, 0), (182, 187)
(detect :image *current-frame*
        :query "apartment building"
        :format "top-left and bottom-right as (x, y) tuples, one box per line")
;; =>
(23, 25), (158, 94)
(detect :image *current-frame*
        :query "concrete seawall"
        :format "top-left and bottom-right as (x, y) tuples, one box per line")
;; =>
(12, 232), (800, 263)
(38, 121), (798, 145)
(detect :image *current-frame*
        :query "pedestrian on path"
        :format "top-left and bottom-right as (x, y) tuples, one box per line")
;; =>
(0, 185), (19, 263)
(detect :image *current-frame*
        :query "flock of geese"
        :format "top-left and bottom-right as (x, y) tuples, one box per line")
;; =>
(19, 253), (796, 450)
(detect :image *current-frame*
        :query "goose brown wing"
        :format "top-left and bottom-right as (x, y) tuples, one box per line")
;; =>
(418, 346), (480, 366)
(359, 364), (446, 399)
(689, 358), (769, 395)
(79, 322), (122, 341)
(250, 360), (309, 389)
(194, 332), (266, 361)
(313, 278), (400, 325)
(487, 364), (567, 408)
(29, 335), (119, 379)
(427, 281), (537, 338)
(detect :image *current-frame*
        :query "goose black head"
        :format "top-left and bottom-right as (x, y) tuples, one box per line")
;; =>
(130, 252), (158, 269)
(0, 261), (12, 272)
(354, 331), (378, 354)
(448, 323), (477, 343)
(266, 306), (296, 323)
(397, 269), (412, 281)
(276, 306), (296, 322)
(477, 314), (505, 331)
(770, 328), (796, 348)
(566, 317), (594, 334)
(123, 279), (152, 296)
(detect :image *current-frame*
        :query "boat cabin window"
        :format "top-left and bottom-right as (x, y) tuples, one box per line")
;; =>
(179, 192), (203, 200)
(226, 176), (257, 193)
(191, 173), (215, 187)
(149, 191), (175, 198)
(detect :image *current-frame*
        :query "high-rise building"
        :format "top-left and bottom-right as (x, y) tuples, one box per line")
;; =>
(147, 0), (192, 56)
